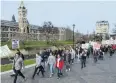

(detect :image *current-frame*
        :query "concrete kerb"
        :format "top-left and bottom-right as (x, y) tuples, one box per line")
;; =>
(0, 64), (36, 75)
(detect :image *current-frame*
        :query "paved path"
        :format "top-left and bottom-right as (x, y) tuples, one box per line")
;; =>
(1, 53), (116, 83)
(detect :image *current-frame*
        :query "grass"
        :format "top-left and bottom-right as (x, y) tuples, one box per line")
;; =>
(1, 40), (73, 50)
(0, 59), (35, 72)
(0, 40), (73, 72)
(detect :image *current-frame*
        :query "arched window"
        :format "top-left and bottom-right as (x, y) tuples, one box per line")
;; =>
(24, 29), (25, 32)
(27, 26), (29, 33)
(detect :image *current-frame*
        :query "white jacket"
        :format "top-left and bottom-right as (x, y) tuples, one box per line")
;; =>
(71, 49), (75, 59)
(15, 57), (23, 70)
(48, 55), (56, 65)
(36, 54), (42, 67)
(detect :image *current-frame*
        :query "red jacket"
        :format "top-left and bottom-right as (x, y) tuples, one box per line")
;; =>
(56, 58), (64, 70)
(112, 45), (116, 50)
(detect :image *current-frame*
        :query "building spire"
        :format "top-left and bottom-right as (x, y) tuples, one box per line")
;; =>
(12, 14), (16, 22)
(20, 0), (24, 7)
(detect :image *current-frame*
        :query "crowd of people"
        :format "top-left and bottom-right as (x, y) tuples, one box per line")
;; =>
(10, 45), (115, 83)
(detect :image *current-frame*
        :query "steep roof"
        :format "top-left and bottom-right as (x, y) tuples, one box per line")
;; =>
(1, 20), (40, 29)
(1, 20), (18, 27)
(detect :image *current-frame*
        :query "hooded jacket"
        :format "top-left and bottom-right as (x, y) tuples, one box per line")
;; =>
(48, 54), (56, 65)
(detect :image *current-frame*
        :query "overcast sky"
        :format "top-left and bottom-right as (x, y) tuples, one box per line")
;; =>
(1, 0), (116, 34)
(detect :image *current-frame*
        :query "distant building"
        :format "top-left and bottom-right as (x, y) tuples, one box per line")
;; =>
(1, 1), (66, 42)
(110, 34), (116, 40)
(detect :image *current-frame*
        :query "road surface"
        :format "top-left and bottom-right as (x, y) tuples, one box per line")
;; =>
(1, 53), (116, 83)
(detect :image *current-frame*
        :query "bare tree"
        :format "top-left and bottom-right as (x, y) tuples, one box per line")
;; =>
(113, 24), (116, 34)
(42, 21), (59, 44)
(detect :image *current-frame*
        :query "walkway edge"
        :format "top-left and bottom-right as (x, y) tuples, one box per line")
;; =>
(0, 64), (36, 75)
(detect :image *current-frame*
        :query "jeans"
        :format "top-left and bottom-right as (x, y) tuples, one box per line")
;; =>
(68, 60), (71, 64)
(49, 64), (54, 74)
(57, 68), (62, 78)
(77, 54), (80, 61)
(81, 60), (86, 69)
(14, 70), (25, 83)
(94, 56), (97, 63)
(71, 58), (74, 64)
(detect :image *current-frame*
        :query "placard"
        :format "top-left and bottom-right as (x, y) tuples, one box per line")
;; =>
(12, 39), (19, 49)
(93, 43), (101, 50)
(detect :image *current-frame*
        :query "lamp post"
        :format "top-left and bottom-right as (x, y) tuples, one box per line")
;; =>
(73, 24), (75, 49)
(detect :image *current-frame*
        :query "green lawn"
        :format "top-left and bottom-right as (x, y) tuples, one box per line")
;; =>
(0, 40), (73, 72)
(0, 59), (35, 72)
(1, 40), (73, 50)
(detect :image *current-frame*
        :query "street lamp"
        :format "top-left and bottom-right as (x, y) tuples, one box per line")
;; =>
(73, 24), (75, 49)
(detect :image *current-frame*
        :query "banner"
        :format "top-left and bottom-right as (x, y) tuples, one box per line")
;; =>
(0, 45), (12, 58)
(12, 39), (19, 49)
(82, 43), (89, 49)
(93, 43), (101, 50)
(82, 44), (86, 49)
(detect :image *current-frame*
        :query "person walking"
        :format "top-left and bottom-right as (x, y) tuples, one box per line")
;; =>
(13, 53), (27, 83)
(87, 48), (90, 58)
(65, 50), (71, 72)
(56, 54), (64, 79)
(68, 50), (72, 65)
(98, 50), (104, 60)
(32, 53), (44, 79)
(93, 49), (98, 63)
(10, 49), (25, 77)
(10, 52), (19, 77)
(75, 48), (80, 62)
(17, 49), (25, 70)
(80, 50), (86, 69)
(109, 47), (113, 57)
(47, 52), (56, 77)
(70, 48), (75, 64)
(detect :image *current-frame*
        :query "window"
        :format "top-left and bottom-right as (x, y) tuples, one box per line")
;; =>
(33, 30), (36, 33)
(2, 34), (8, 37)
(10, 34), (12, 37)
(2, 28), (4, 31)
(10, 28), (13, 31)
(6, 34), (8, 37)
(13, 29), (15, 31)
(2, 34), (5, 37)
(23, 14), (25, 16)
(24, 29), (25, 32)
(2, 27), (8, 31)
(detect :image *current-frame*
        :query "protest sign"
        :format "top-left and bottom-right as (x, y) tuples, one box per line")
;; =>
(12, 39), (19, 49)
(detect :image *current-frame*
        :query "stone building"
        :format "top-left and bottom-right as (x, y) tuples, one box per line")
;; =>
(1, 1), (66, 42)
